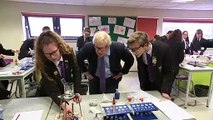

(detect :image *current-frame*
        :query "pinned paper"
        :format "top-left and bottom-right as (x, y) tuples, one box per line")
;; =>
(89, 17), (101, 26)
(117, 37), (128, 46)
(127, 29), (134, 37)
(123, 17), (136, 28)
(108, 17), (116, 24)
(114, 25), (126, 35)
(90, 27), (97, 36)
(98, 25), (110, 33)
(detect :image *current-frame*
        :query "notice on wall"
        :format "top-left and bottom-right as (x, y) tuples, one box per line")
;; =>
(127, 29), (134, 37)
(89, 17), (102, 26)
(123, 17), (136, 28)
(114, 25), (126, 35)
(117, 36), (128, 46)
(108, 17), (116, 24)
(98, 25), (110, 33)
(90, 27), (97, 36)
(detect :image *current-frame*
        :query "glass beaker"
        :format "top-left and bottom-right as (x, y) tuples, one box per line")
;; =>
(64, 82), (74, 100)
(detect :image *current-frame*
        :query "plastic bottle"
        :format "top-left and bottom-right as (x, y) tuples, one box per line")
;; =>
(114, 89), (120, 100)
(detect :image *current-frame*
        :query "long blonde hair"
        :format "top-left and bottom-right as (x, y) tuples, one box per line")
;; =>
(35, 31), (75, 81)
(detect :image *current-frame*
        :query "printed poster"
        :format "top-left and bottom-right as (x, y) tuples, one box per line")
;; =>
(89, 17), (101, 26)
(113, 25), (126, 35)
(108, 17), (116, 24)
(123, 17), (136, 28)
(90, 27), (97, 36)
(117, 36), (128, 46)
(98, 25), (110, 33)
(127, 29), (134, 37)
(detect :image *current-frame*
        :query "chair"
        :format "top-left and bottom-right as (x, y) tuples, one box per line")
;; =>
(81, 76), (89, 95)
(175, 74), (197, 106)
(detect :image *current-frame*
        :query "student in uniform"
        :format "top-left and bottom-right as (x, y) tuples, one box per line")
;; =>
(77, 27), (92, 51)
(127, 31), (174, 100)
(35, 31), (82, 119)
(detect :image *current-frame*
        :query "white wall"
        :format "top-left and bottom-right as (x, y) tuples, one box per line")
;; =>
(1, 0), (213, 70)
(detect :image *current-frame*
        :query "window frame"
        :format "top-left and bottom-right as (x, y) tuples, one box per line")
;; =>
(22, 12), (85, 40)
(162, 18), (213, 42)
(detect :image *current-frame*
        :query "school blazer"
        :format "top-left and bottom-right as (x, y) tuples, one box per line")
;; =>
(137, 40), (174, 94)
(38, 54), (81, 106)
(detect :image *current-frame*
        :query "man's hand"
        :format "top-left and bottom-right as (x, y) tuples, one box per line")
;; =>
(0, 54), (4, 59)
(84, 72), (93, 80)
(113, 72), (123, 80)
(161, 92), (172, 100)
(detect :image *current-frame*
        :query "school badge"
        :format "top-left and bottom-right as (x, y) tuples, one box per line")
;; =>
(152, 56), (157, 65)
(54, 71), (58, 75)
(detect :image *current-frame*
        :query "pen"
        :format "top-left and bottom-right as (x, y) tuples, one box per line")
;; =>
(15, 114), (20, 120)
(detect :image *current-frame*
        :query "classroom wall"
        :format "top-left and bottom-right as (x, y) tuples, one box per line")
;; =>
(1, 0), (213, 70)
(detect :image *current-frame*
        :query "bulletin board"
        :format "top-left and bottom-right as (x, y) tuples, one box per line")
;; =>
(88, 15), (137, 45)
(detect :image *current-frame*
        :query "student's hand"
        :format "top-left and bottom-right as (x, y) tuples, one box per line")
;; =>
(161, 92), (172, 100)
(11, 49), (19, 54)
(72, 93), (82, 103)
(113, 72), (123, 80)
(0, 54), (4, 59)
(193, 51), (199, 55)
(15, 49), (20, 54)
(61, 102), (73, 120)
(84, 72), (93, 80)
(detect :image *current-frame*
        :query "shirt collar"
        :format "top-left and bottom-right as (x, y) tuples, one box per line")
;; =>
(55, 57), (63, 66)
(106, 47), (110, 56)
(147, 42), (152, 55)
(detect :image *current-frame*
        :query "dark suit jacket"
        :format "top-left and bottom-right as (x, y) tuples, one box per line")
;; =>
(160, 35), (168, 42)
(166, 39), (184, 76)
(200, 39), (213, 48)
(0, 44), (14, 55)
(137, 40), (174, 94)
(18, 39), (35, 60)
(190, 38), (206, 54)
(0, 43), (14, 67)
(77, 36), (92, 51)
(37, 54), (81, 106)
(77, 41), (134, 76)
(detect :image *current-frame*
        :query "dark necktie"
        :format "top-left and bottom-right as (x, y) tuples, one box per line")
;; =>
(99, 57), (106, 93)
(59, 61), (67, 81)
(146, 53), (154, 82)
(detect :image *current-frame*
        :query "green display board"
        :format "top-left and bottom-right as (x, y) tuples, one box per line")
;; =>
(88, 16), (137, 42)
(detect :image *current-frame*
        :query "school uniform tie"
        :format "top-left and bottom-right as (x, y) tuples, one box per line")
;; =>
(99, 57), (106, 93)
(146, 53), (154, 82)
(59, 61), (67, 81)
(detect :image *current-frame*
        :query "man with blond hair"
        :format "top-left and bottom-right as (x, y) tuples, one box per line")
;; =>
(127, 31), (174, 100)
(77, 31), (134, 94)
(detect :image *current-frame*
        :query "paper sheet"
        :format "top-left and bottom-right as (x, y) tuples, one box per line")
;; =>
(0, 71), (11, 75)
(12, 110), (43, 120)
(98, 25), (110, 33)
(113, 25), (126, 35)
(108, 17), (116, 24)
(123, 17), (136, 28)
(155, 100), (195, 120)
(89, 17), (101, 26)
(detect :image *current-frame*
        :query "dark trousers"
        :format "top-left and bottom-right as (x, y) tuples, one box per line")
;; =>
(141, 79), (159, 91)
(0, 82), (11, 99)
(2, 80), (9, 89)
(89, 76), (121, 94)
